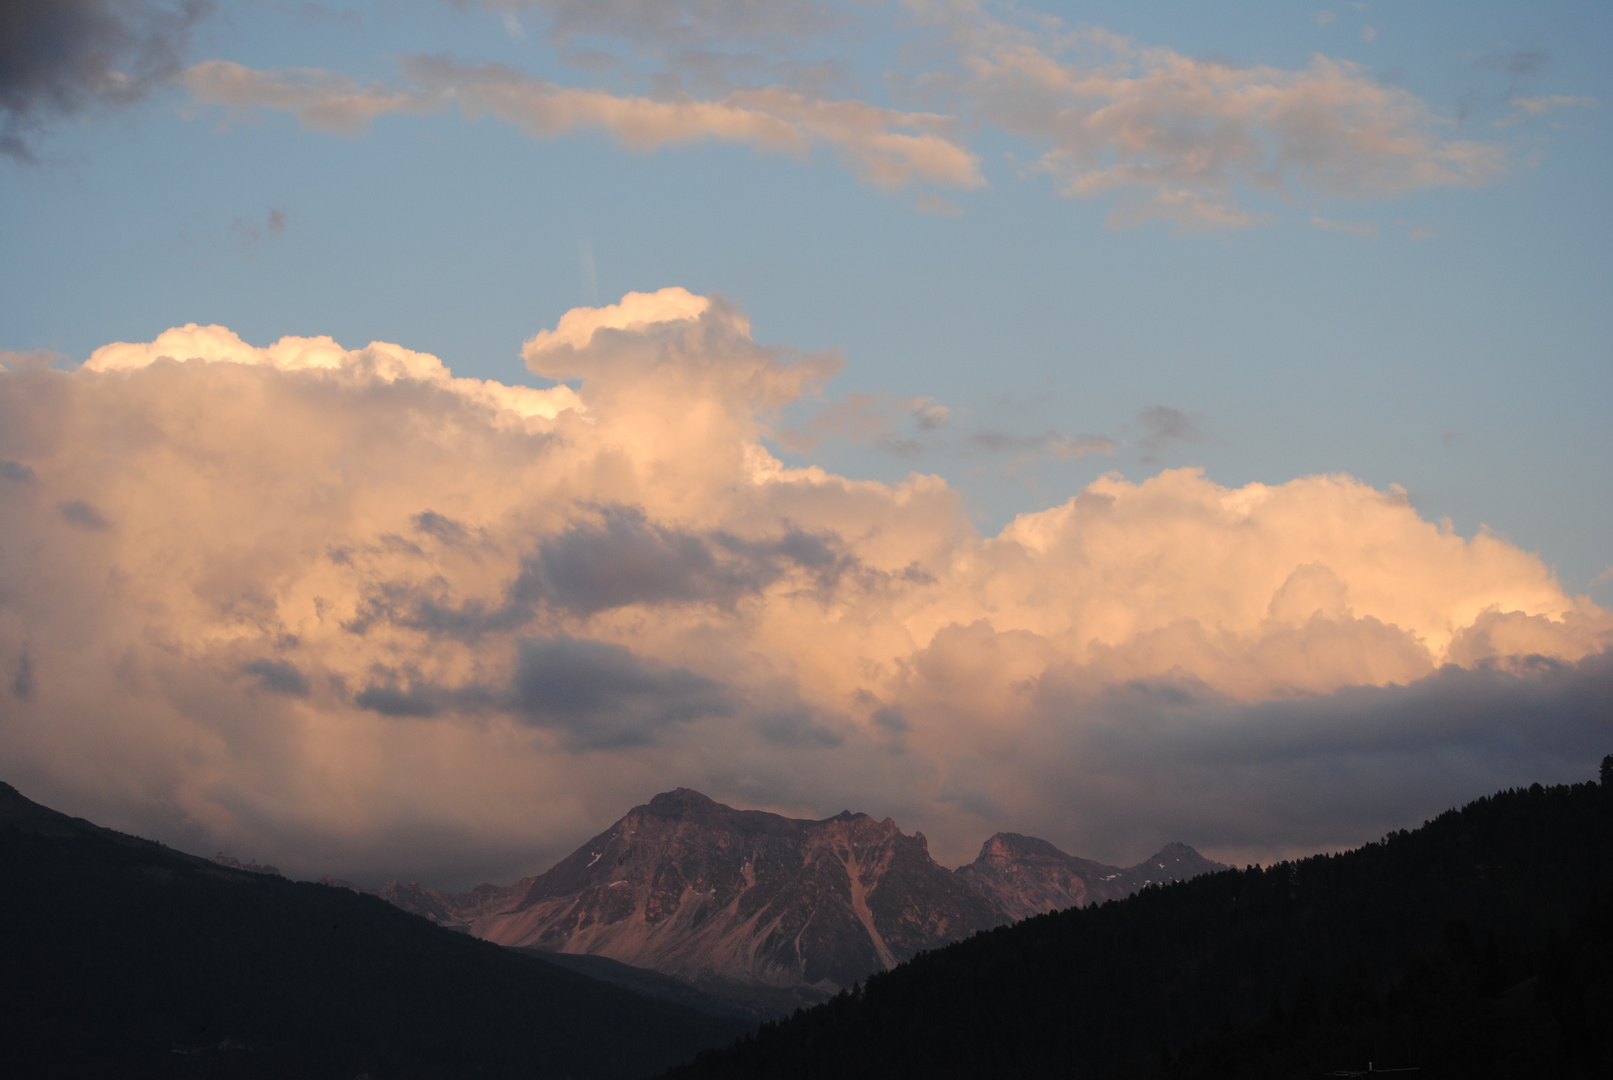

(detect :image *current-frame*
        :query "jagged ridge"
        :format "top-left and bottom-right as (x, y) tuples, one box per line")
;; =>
(380, 789), (1224, 993)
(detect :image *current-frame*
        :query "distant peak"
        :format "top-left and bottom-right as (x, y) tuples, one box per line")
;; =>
(978, 832), (1065, 860)
(646, 788), (719, 809)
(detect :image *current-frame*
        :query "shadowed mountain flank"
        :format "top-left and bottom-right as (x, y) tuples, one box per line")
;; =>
(956, 833), (1228, 921)
(0, 781), (748, 1078)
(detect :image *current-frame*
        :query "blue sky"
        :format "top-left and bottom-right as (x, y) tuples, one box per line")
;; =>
(1, 1), (1609, 881)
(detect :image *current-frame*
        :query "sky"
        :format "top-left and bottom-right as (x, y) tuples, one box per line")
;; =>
(1, 0), (1609, 890)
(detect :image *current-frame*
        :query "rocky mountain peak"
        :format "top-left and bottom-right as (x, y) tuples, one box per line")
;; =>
(957, 834), (1228, 922)
(372, 789), (1226, 999)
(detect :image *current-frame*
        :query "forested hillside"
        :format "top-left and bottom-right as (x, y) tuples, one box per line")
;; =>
(667, 773), (1613, 1079)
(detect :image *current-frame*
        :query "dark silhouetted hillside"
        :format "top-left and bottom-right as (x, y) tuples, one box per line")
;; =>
(665, 776), (1613, 1079)
(0, 781), (749, 1079)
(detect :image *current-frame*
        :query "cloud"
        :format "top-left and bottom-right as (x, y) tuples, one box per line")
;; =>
(1312, 12), (1337, 27)
(777, 392), (952, 455)
(1496, 94), (1598, 127)
(1, 460), (38, 484)
(509, 635), (735, 748)
(1480, 50), (1549, 80)
(486, 0), (854, 51)
(0, 288), (1606, 885)
(243, 659), (311, 697)
(164, 5), (1529, 220)
(59, 499), (111, 531)
(0, 0), (212, 160)
(1135, 405), (1207, 458)
(909, 4), (1508, 228)
(179, 56), (985, 192)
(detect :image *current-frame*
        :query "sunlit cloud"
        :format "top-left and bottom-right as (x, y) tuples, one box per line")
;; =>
(1, 289), (1606, 886)
(164, 1), (1534, 221)
(1495, 94), (1598, 127)
(906, 2), (1508, 228)
(180, 56), (985, 192)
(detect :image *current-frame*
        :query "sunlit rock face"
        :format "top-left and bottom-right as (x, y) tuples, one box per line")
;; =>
(377, 788), (1229, 991)
(955, 834), (1228, 922)
(387, 789), (1001, 990)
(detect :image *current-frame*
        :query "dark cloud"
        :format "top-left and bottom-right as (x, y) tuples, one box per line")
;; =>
(509, 635), (733, 749)
(1480, 49), (1549, 79)
(756, 706), (843, 747)
(506, 508), (852, 623)
(1136, 405), (1208, 459)
(242, 659), (310, 697)
(352, 671), (497, 718)
(872, 706), (908, 733)
(1018, 650), (1613, 863)
(1, 460), (37, 484)
(353, 681), (447, 718)
(0, 0), (212, 160)
(12, 652), (34, 700)
(349, 507), (857, 641)
(59, 499), (110, 530)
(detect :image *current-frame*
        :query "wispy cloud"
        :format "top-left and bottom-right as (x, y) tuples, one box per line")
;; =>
(180, 56), (984, 192)
(901, 3), (1507, 228)
(1135, 405), (1208, 459)
(166, 2), (1533, 222)
(1496, 94), (1598, 127)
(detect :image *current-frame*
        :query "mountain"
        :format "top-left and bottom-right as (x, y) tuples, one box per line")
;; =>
(665, 777), (1613, 1079)
(0, 781), (749, 1079)
(955, 833), (1227, 921)
(389, 788), (1003, 993)
(380, 788), (1223, 1002)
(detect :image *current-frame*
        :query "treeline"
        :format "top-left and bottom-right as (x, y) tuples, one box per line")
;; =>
(665, 776), (1613, 1079)
(0, 782), (749, 1079)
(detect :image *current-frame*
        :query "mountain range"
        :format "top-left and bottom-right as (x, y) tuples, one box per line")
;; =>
(374, 788), (1225, 1001)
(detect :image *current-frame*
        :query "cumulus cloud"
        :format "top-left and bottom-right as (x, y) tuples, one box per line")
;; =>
(0, 288), (1607, 886)
(0, 0), (211, 160)
(179, 55), (984, 192)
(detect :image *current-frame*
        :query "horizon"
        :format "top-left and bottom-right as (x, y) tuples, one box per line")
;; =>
(2, 0), (1609, 893)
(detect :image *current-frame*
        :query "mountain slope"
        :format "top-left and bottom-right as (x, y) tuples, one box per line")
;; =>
(666, 778), (1613, 1079)
(0, 781), (749, 1079)
(405, 789), (1003, 991)
(955, 833), (1227, 920)
(382, 789), (1225, 996)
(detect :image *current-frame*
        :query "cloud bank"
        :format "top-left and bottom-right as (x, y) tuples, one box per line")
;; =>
(1, 290), (1607, 885)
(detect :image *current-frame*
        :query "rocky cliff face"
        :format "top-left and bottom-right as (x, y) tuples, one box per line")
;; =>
(955, 833), (1228, 922)
(378, 790), (1225, 992)
(385, 790), (1000, 990)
